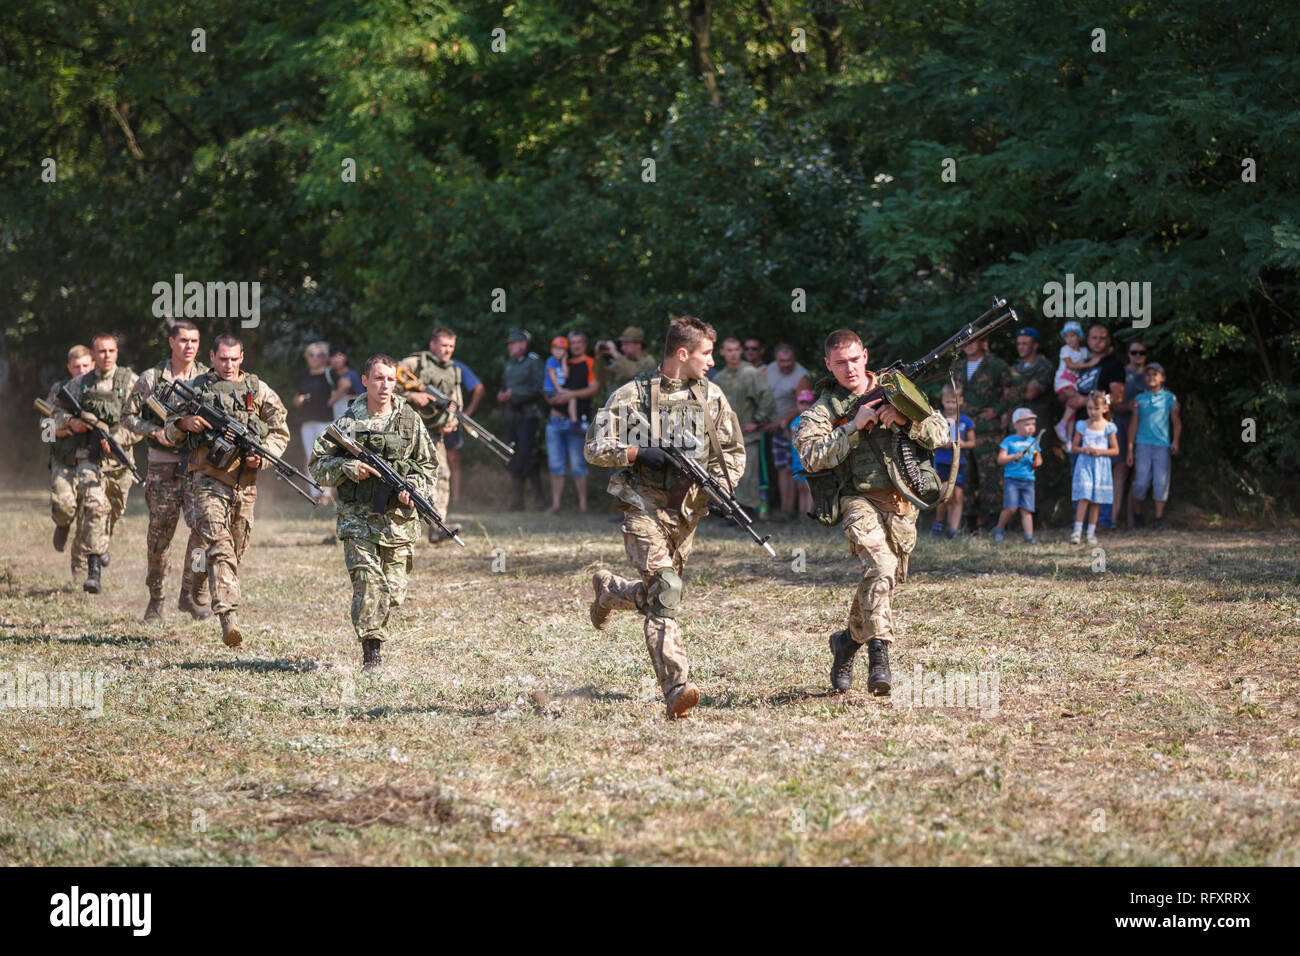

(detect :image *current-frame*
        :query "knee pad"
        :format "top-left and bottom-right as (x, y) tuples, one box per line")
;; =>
(645, 568), (683, 619)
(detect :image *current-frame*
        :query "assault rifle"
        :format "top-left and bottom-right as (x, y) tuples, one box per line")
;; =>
(626, 409), (776, 558)
(35, 389), (143, 484)
(323, 423), (466, 547)
(393, 365), (515, 464)
(830, 296), (1019, 428)
(154, 379), (321, 503)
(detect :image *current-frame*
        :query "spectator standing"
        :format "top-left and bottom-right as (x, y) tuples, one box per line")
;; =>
(545, 330), (599, 512)
(962, 336), (1017, 530)
(1070, 391), (1120, 544)
(1006, 327), (1055, 439)
(713, 337), (776, 518)
(744, 335), (774, 516)
(594, 326), (657, 396)
(1071, 325), (1127, 527)
(326, 345), (363, 419)
(993, 408), (1042, 545)
(1127, 363), (1181, 530)
(498, 328), (547, 511)
(293, 341), (335, 502)
(931, 383), (975, 540)
(764, 344), (813, 519)
(1111, 339), (1147, 527)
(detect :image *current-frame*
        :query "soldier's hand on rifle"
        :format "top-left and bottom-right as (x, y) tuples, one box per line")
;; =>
(153, 427), (172, 446)
(99, 438), (114, 457)
(878, 405), (909, 429)
(397, 490), (412, 508)
(178, 414), (212, 433)
(852, 399), (884, 432)
(351, 462), (381, 481)
(68, 418), (92, 434)
(244, 454), (262, 470)
(407, 391), (433, 408)
(630, 445), (668, 470)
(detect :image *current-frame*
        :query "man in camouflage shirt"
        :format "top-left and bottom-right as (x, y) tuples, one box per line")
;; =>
(961, 337), (1017, 528)
(122, 320), (211, 622)
(310, 355), (438, 670)
(584, 316), (746, 720)
(45, 344), (94, 559)
(52, 333), (140, 594)
(793, 329), (949, 696)
(711, 336), (776, 515)
(399, 326), (462, 542)
(594, 326), (659, 396)
(165, 332), (290, 648)
(1005, 326), (1055, 439)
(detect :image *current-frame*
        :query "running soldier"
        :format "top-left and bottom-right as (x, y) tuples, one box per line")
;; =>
(123, 320), (210, 622)
(164, 332), (289, 647)
(309, 355), (438, 670)
(584, 316), (746, 720)
(793, 329), (948, 696)
(44, 345), (95, 558)
(399, 327), (462, 543)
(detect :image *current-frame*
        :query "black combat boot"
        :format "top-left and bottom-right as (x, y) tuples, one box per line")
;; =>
(83, 554), (102, 594)
(53, 524), (69, 552)
(867, 639), (892, 696)
(143, 597), (164, 622)
(362, 639), (382, 670)
(828, 629), (861, 693)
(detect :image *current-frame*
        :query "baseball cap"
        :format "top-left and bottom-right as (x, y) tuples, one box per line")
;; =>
(1144, 362), (1164, 374)
(506, 328), (529, 344)
(1016, 326), (1040, 341)
(1011, 407), (1037, 424)
(796, 389), (815, 403)
(551, 335), (569, 349)
(619, 326), (645, 343)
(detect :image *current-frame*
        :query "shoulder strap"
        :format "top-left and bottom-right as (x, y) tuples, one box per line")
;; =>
(689, 380), (734, 495)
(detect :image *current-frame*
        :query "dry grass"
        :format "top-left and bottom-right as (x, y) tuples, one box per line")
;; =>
(0, 486), (1296, 865)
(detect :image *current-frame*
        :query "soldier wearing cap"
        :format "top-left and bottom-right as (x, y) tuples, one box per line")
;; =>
(497, 328), (547, 510)
(595, 326), (658, 396)
(1006, 326), (1055, 441)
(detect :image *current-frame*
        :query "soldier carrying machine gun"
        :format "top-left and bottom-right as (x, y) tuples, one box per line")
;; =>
(393, 364), (515, 464)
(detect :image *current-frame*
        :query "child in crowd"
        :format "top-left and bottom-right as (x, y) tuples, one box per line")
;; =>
(1070, 391), (1120, 544)
(543, 335), (578, 423)
(931, 383), (976, 539)
(994, 408), (1042, 544)
(1127, 363), (1180, 529)
(1055, 320), (1099, 441)
(789, 389), (816, 518)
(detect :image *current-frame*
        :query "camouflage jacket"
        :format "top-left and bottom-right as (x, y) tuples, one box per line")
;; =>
(793, 381), (949, 495)
(123, 358), (209, 460)
(309, 396), (437, 545)
(584, 370), (746, 520)
(53, 365), (141, 467)
(1006, 354), (1055, 425)
(595, 350), (659, 397)
(163, 369), (290, 487)
(399, 351), (462, 431)
(712, 364), (776, 445)
(962, 353), (1017, 431)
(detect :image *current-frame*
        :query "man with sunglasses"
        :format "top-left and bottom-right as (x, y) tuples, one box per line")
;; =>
(1112, 340), (1147, 528)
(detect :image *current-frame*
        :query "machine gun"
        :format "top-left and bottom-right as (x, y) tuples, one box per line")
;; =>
(323, 423), (465, 547)
(626, 409), (776, 558)
(154, 379), (321, 503)
(35, 389), (143, 484)
(393, 365), (515, 464)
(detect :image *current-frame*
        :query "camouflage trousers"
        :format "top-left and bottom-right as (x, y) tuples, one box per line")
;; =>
(191, 473), (257, 615)
(734, 438), (761, 509)
(840, 494), (919, 646)
(973, 428), (1005, 522)
(593, 508), (699, 700)
(342, 537), (413, 643)
(428, 432), (450, 520)
(72, 460), (133, 570)
(51, 463), (85, 571)
(144, 461), (210, 604)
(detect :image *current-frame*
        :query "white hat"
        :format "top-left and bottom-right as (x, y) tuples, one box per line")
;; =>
(1012, 407), (1037, 424)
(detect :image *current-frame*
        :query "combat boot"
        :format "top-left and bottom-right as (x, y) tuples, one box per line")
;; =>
(666, 683), (701, 720)
(143, 597), (164, 622)
(83, 554), (102, 594)
(362, 638), (382, 670)
(178, 591), (212, 621)
(219, 611), (243, 648)
(53, 524), (69, 552)
(867, 639), (892, 696)
(589, 572), (614, 630)
(828, 629), (861, 693)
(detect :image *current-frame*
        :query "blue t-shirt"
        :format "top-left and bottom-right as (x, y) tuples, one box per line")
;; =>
(542, 356), (567, 396)
(791, 413), (806, 477)
(1134, 389), (1176, 447)
(934, 414), (974, 465)
(453, 360), (481, 392)
(999, 434), (1038, 481)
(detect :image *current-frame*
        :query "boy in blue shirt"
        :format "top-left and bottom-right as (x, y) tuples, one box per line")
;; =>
(993, 408), (1043, 544)
(1126, 363), (1181, 530)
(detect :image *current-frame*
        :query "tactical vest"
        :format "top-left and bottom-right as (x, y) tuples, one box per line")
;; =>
(143, 360), (204, 454)
(629, 374), (715, 495)
(69, 366), (134, 457)
(408, 352), (461, 426)
(336, 406), (424, 507)
(49, 379), (80, 468)
(186, 372), (269, 452)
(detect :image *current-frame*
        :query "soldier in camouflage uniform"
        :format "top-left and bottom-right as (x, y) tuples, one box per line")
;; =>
(45, 345), (95, 557)
(399, 327), (462, 542)
(793, 329), (949, 696)
(594, 326), (659, 396)
(164, 332), (289, 648)
(310, 355), (438, 670)
(123, 320), (211, 622)
(498, 328), (548, 510)
(960, 338), (1018, 529)
(711, 337), (776, 514)
(584, 317), (746, 720)
(52, 334), (140, 593)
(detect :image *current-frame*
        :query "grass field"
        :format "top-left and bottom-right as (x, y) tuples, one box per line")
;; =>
(1, 486), (1297, 866)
